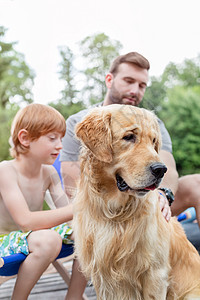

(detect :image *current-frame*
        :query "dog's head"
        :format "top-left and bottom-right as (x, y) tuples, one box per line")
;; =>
(76, 104), (167, 197)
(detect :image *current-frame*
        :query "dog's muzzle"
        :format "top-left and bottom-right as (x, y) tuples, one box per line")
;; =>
(116, 163), (167, 193)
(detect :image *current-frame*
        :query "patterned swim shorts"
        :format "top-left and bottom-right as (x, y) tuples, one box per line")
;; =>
(0, 223), (73, 257)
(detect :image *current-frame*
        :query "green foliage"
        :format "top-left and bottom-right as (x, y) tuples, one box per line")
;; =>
(141, 76), (167, 113)
(0, 104), (19, 161)
(160, 86), (200, 175)
(49, 101), (86, 120)
(50, 45), (85, 118)
(142, 55), (200, 114)
(162, 55), (200, 87)
(0, 26), (35, 161)
(58, 46), (79, 105)
(142, 54), (200, 175)
(78, 32), (122, 105)
(0, 26), (35, 108)
(43, 200), (50, 211)
(53, 32), (122, 117)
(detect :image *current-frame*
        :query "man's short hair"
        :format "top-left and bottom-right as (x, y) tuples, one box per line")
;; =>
(10, 103), (66, 158)
(109, 52), (150, 75)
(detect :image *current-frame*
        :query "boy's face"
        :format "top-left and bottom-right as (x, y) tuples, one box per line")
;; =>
(29, 132), (63, 164)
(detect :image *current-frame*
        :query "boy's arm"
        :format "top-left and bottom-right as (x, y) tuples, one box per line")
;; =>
(0, 167), (73, 232)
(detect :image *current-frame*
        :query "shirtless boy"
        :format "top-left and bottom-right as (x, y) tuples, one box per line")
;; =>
(0, 103), (86, 300)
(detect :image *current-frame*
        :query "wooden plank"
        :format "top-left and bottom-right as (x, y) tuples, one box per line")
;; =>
(0, 273), (96, 299)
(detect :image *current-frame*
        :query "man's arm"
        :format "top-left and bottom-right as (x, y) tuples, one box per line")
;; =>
(157, 150), (179, 220)
(156, 118), (178, 220)
(159, 150), (179, 195)
(61, 161), (80, 199)
(60, 110), (85, 199)
(46, 165), (71, 207)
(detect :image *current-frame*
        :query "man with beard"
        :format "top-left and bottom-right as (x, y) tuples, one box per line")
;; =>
(60, 52), (200, 229)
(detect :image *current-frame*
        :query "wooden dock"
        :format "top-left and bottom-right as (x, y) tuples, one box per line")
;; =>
(0, 259), (96, 300)
(0, 274), (96, 299)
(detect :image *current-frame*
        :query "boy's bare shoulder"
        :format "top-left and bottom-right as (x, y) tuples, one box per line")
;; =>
(42, 164), (58, 175)
(0, 160), (17, 184)
(0, 160), (15, 172)
(42, 164), (60, 183)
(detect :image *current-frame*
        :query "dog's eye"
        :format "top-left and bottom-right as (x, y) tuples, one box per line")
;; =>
(153, 138), (156, 144)
(123, 134), (136, 142)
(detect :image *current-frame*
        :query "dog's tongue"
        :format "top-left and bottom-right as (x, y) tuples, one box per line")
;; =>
(144, 184), (156, 191)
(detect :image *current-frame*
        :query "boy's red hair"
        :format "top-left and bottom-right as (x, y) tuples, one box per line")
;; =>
(10, 103), (66, 158)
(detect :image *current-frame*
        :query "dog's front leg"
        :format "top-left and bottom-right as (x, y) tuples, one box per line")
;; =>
(142, 268), (169, 300)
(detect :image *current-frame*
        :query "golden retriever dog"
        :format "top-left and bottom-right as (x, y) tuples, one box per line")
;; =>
(73, 104), (200, 300)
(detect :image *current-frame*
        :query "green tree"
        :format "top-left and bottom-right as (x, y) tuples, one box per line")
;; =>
(142, 54), (200, 114)
(49, 46), (85, 119)
(141, 76), (167, 113)
(58, 46), (78, 105)
(162, 55), (200, 87)
(160, 86), (200, 176)
(79, 32), (123, 105)
(0, 26), (35, 108)
(0, 104), (19, 161)
(52, 32), (123, 118)
(49, 101), (85, 121)
(142, 55), (200, 175)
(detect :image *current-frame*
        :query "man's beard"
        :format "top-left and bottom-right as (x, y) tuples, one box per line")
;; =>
(108, 84), (139, 106)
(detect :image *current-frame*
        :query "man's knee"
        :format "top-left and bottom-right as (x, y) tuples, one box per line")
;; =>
(179, 174), (200, 197)
(176, 174), (200, 207)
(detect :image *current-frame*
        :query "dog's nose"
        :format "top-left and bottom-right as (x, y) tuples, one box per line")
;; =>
(150, 163), (167, 179)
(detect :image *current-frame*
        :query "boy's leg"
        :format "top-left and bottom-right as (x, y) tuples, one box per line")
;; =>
(65, 258), (88, 300)
(12, 229), (62, 300)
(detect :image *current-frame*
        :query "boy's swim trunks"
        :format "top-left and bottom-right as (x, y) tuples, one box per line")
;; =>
(0, 223), (73, 257)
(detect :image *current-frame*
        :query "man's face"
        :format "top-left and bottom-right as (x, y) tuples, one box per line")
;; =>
(106, 63), (148, 106)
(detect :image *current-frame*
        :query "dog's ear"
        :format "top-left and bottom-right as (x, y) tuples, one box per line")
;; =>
(155, 137), (161, 153)
(154, 121), (162, 153)
(76, 110), (113, 163)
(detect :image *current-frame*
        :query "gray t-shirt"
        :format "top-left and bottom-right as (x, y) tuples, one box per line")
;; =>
(60, 104), (172, 162)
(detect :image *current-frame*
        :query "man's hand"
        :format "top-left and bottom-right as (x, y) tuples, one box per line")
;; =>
(158, 190), (171, 222)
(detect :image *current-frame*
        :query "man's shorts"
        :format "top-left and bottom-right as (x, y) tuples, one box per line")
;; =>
(0, 223), (73, 257)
